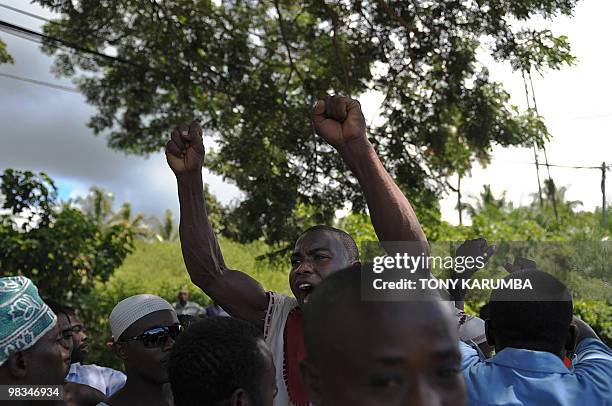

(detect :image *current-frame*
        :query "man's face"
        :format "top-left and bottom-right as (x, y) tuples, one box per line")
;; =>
(256, 339), (278, 406)
(178, 291), (189, 303)
(68, 313), (88, 363)
(25, 320), (72, 384)
(119, 310), (179, 384)
(304, 301), (465, 406)
(290, 230), (353, 306)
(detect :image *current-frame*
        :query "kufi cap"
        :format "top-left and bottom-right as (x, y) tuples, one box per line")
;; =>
(109, 294), (175, 340)
(0, 276), (57, 366)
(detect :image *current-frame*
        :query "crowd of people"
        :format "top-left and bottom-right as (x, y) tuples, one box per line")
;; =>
(1, 95), (611, 405)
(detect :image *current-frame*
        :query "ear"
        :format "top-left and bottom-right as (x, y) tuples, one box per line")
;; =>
(7, 351), (27, 378)
(564, 323), (578, 356)
(485, 319), (496, 348)
(300, 359), (322, 405)
(229, 388), (251, 406)
(111, 341), (128, 360)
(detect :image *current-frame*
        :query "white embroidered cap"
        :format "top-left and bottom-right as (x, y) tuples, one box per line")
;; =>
(109, 294), (175, 340)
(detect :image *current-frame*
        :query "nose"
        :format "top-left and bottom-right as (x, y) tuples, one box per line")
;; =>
(295, 260), (314, 274)
(405, 380), (442, 406)
(163, 336), (175, 351)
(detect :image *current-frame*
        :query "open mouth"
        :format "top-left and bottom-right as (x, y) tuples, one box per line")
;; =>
(298, 283), (315, 303)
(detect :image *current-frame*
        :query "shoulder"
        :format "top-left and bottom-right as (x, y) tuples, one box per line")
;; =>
(573, 338), (612, 377)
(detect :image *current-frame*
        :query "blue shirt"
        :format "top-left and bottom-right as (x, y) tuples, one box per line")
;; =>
(460, 338), (612, 406)
(66, 362), (127, 397)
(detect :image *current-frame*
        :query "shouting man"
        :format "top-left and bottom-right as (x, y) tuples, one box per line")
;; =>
(165, 95), (427, 406)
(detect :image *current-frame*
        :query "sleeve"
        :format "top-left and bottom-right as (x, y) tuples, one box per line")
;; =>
(573, 338), (612, 394)
(106, 369), (127, 397)
(459, 340), (481, 370)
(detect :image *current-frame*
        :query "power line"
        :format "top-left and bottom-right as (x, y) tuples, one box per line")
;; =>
(0, 19), (141, 68)
(0, 71), (79, 93)
(0, 3), (51, 23)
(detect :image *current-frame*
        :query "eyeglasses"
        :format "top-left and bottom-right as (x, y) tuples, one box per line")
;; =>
(120, 325), (182, 348)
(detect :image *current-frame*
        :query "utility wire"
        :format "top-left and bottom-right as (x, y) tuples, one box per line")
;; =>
(0, 19), (141, 68)
(0, 3), (51, 23)
(0, 71), (79, 93)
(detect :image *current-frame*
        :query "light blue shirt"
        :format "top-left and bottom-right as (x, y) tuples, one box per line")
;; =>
(460, 338), (612, 406)
(66, 362), (127, 397)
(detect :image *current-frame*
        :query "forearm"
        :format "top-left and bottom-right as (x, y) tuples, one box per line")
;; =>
(177, 171), (225, 287)
(338, 137), (427, 246)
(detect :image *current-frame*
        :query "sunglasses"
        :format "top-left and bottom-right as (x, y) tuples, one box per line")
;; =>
(120, 325), (183, 348)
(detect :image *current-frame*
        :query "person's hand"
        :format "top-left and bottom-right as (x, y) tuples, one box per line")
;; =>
(503, 257), (538, 273)
(449, 238), (495, 307)
(165, 121), (205, 176)
(454, 237), (496, 281)
(311, 95), (367, 149)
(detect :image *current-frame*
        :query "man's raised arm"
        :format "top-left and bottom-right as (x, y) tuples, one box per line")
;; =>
(165, 121), (268, 328)
(312, 96), (427, 248)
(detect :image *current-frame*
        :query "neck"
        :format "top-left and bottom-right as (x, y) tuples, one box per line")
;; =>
(115, 375), (170, 406)
(180, 300), (187, 306)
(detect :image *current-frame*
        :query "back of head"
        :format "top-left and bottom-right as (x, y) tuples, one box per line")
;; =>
(489, 269), (573, 354)
(169, 317), (268, 406)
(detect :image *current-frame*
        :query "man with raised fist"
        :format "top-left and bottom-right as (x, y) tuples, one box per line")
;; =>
(165, 95), (427, 406)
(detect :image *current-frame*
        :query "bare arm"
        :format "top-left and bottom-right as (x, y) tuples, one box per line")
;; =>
(167, 122), (268, 329)
(312, 96), (427, 249)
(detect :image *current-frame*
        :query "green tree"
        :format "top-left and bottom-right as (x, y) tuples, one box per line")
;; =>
(0, 38), (13, 64)
(35, 0), (576, 244)
(0, 169), (135, 307)
(153, 209), (178, 241)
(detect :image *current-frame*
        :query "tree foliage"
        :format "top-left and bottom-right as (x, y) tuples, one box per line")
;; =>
(0, 38), (13, 64)
(0, 170), (135, 307)
(35, 0), (577, 244)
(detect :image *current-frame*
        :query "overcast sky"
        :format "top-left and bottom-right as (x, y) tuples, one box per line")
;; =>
(1, 0), (611, 225)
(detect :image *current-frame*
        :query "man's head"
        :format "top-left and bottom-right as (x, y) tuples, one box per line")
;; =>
(178, 289), (189, 304)
(169, 317), (276, 406)
(290, 225), (359, 306)
(67, 312), (88, 364)
(486, 269), (575, 357)
(45, 301), (75, 359)
(44, 301), (89, 364)
(301, 266), (465, 406)
(0, 276), (72, 385)
(110, 294), (180, 384)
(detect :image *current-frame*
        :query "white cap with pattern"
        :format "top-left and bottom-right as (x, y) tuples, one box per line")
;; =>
(109, 294), (175, 340)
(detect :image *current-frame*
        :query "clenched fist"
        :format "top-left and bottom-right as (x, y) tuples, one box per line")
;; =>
(165, 121), (205, 176)
(311, 95), (367, 148)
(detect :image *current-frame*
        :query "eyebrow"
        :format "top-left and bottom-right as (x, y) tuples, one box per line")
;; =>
(371, 348), (459, 365)
(291, 247), (332, 258)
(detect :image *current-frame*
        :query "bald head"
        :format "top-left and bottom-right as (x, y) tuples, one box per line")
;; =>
(301, 265), (465, 406)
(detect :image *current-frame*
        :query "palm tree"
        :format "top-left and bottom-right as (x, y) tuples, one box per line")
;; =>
(153, 209), (178, 241)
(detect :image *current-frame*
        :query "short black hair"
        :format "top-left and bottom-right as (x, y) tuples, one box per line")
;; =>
(299, 225), (359, 262)
(489, 269), (573, 353)
(168, 317), (268, 406)
(45, 299), (75, 319)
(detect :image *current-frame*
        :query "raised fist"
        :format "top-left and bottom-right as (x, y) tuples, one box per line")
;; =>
(311, 95), (367, 149)
(165, 121), (205, 176)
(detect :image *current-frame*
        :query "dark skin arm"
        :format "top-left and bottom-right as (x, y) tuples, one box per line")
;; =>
(312, 96), (427, 248)
(166, 122), (268, 329)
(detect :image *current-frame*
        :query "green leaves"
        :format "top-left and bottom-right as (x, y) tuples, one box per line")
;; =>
(0, 170), (135, 310)
(33, 0), (578, 244)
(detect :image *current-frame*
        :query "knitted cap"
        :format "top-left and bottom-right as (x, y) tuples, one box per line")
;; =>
(0, 276), (57, 366)
(109, 294), (175, 340)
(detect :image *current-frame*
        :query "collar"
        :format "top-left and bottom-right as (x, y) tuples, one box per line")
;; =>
(68, 362), (81, 375)
(490, 347), (570, 374)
